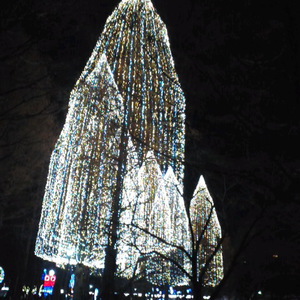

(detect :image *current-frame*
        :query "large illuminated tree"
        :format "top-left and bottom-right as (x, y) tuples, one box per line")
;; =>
(35, 0), (224, 297)
(35, 0), (185, 297)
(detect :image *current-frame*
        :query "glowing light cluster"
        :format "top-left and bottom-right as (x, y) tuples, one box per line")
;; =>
(35, 0), (185, 271)
(35, 54), (124, 268)
(35, 0), (223, 288)
(79, 0), (186, 182)
(118, 152), (190, 285)
(190, 176), (224, 286)
(118, 162), (223, 287)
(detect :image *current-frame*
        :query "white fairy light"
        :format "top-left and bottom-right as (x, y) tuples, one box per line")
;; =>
(189, 176), (224, 286)
(35, 0), (186, 282)
(35, 0), (224, 289)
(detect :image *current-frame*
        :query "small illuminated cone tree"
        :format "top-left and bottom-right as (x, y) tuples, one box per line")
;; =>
(118, 152), (187, 285)
(189, 176), (224, 299)
(121, 152), (173, 284)
(131, 174), (224, 298)
(128, 152), (175, 286)
(35, 0), (185, 298)
(119, 169), (224, 295)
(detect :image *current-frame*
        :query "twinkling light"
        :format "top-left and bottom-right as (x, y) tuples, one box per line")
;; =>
(35, 0), (186, 279)
(35, 0), (224, 288)
(118, 152), (190, 286)
(162, 167), (190, 285)
(189, 176), (224, 287)
(0, 266), (4, 284)
(79, 0), (186, 182)
(35, 53), (124, 268)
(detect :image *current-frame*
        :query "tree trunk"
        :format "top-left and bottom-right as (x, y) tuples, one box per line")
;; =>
(164, 285), (169, 300)
(192, 281), (203, 300)
(101, 124), (128, 300)
(102, 245), (117, 300)
(73, 264), (90, 300)
(53, 268), (64, 299)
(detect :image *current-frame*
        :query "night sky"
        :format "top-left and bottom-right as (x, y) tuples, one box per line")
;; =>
(1, 0), (300, 298)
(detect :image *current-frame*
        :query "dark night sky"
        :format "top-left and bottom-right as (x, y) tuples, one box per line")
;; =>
(0, 0), (300, 297)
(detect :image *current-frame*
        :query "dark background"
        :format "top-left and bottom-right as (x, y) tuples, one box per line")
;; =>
(0, 0), (299, 298)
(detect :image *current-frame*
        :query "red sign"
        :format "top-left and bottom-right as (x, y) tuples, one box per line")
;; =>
(44, 275), (56, 288)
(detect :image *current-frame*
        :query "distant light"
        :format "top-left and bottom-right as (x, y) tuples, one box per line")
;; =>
(258, 291), (262, 295)
(0, 266), (5, 284)
(203, 296), (210, 299)
(272, 254), (278, 258)
(60, 289), (64, 294)
(94, 288), (99, 300)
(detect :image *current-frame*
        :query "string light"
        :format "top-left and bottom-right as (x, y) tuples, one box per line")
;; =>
(118, 152), (190, 285)
(189, 176), (224, 286)
(35, 0), (185, 272)
(35, 0), (223, 288)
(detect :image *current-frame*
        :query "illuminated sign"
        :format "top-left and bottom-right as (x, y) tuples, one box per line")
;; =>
(43, 269), (56, 295)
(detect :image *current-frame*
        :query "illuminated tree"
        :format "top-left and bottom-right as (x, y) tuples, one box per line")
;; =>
(134, 174), (224, 299)
(189, 176), (224, 291)
(35, 0), (224, 298)
(118, 171), (224, 298)
(118, 152), (190, 286)
(35, 0), (185, 297)
(35, 53), (124, 269)
(117, 158), (224, 293)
